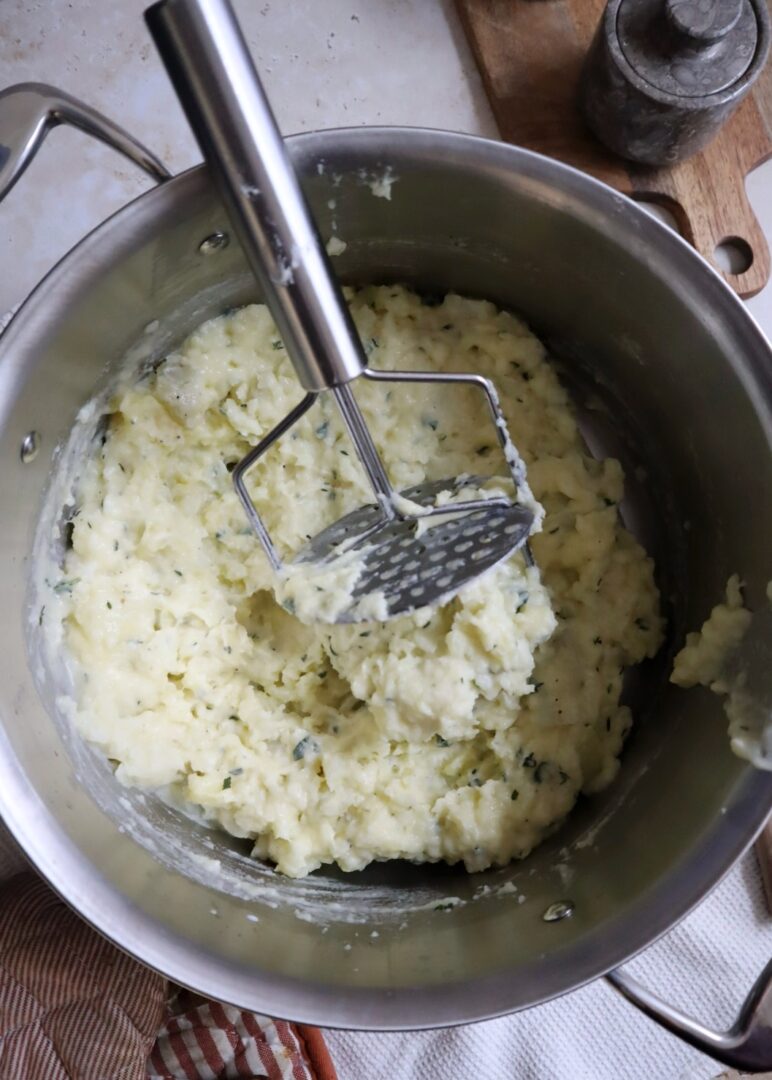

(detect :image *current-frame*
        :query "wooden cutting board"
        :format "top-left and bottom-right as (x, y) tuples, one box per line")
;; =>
(456, 0), (772, 299)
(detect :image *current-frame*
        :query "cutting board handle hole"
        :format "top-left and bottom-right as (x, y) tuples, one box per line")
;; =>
(714, 237), (754, 276)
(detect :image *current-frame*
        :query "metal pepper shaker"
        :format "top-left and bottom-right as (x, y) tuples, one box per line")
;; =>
(580, 0), (770, 166)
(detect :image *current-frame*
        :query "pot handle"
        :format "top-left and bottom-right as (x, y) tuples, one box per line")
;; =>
(605, 959), (772, 1071)
(0, 82), (170, 202)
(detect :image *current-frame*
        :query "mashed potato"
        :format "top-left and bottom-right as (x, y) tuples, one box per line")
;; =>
(671, 575), (772, 768)
(671, 576), (751, 692)
(54, 286), (662, 877)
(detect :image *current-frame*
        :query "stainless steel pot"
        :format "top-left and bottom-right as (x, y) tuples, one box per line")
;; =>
(0, 84), (771, 1066)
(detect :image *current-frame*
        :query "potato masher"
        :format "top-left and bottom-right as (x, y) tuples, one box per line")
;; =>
(146, 0), (535, 623)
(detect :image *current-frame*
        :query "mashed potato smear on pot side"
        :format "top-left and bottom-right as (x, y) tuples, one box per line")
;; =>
(671, 576), (772, 768)
(54, 287), (662, 877)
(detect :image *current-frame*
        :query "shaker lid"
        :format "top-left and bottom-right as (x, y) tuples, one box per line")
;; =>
(617, 0), (760, 98)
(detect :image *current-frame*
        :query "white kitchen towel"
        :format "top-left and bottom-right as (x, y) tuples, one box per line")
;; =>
(326, 851), (772, 1080)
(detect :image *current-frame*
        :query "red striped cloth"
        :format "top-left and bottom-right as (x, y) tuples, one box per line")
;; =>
(148, 991), (337, 1080)
(0, 872), (336, 1080)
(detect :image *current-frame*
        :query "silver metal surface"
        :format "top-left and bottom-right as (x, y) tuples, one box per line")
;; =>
(330, 382), (395, 513)
(232, 392), (316, 572)
(293, 476), (534, 624)
(362, 366), (527, 489)
(607, 961), (772, 1070)
(197, 230), (230, 255)
(0, 83), (170, 199)
(0, 97), (770, 1034)
(232, 363), (534, 621)
(19, 431), (39, 464)
(226, 356), (532, 620)
(148, 0), (532, 622)
(145, 0), (365, 394)
(542, 901), (575, 923)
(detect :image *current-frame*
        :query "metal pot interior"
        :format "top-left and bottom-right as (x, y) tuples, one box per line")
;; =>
(1, 129), (771, 1027)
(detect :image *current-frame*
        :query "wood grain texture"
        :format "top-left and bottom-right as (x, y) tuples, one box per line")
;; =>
(456, 0), (772, 298)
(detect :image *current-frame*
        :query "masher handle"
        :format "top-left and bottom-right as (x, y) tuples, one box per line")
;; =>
(146, 0), (365, 393)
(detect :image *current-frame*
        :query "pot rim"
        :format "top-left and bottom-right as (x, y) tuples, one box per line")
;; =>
(1, 125), (771, 1029)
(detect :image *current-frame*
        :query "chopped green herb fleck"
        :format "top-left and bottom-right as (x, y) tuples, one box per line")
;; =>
(271, 339), (284, 350)
(293, 735), (319, 760)
(315, 421), (329, 439)
(174, 569), (183, 577)
(434, 734), (450, 747)
(53, 578), (80, 595)
(511, 789), (520, 801)
(106, 601), (112, 610)
(222, 776), (232, 790)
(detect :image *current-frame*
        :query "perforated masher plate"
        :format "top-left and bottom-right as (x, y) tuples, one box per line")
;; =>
(294, 476), (534, 622)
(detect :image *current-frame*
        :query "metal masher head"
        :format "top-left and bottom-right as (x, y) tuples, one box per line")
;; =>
(293, 476), (534, 623)
(148, 0), (535, 624)
(232, 372), (535, 624)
